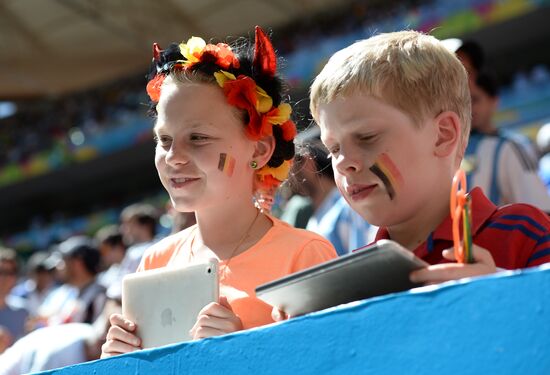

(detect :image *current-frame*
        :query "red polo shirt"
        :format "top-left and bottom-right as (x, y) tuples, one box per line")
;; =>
(374, 187), (550, 268)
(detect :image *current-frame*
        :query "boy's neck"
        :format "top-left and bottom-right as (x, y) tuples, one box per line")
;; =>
(386, 187), (451, 251)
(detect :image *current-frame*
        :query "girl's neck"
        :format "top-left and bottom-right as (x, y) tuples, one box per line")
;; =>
(194, 200), (271, 259)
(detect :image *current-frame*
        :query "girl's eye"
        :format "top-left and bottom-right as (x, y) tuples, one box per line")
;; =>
(154, 135), (172, 147)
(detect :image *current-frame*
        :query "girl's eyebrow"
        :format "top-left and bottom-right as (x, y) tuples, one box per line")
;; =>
(154, 121), (216, 134)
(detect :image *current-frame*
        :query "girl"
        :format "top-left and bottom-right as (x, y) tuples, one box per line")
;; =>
(101, 27), (336, 357)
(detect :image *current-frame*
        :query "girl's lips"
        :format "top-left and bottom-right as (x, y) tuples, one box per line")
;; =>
(170, 177), (199, 188)
(347, 184), (377, 201)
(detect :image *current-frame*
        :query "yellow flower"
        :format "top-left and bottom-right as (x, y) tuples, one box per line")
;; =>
(256, 86), (273, 113)
(257, 160), (291, 181)
(179, 37), (206, 63)
(214, 70), (236, 88)
(267, 103), (292, 125)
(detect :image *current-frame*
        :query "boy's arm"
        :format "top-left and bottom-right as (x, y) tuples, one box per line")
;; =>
(409, 244), (497, 285)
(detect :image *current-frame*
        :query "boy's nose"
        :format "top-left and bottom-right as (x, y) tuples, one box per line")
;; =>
(334, 150), (362, 175)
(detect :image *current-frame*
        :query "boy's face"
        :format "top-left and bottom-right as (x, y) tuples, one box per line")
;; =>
(317, 94), (440, 227)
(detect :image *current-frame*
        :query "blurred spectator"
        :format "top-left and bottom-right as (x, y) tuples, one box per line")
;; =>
(282, 131), (375, 255)
(0, 294), (120, 374)
(464, 72), (550, 210)
(36, 236), (105, 326)
(10, 251), (57, 318)
(104, 203), (159, 300)
(455, 39), (484, 80)
(0, 247), (28, 349)
(537, 122), (550, 192)
(94, 225), (126, 289)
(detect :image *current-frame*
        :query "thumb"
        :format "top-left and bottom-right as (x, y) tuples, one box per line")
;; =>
(442, 248), (456, 261)
(219, 295), (233, 311)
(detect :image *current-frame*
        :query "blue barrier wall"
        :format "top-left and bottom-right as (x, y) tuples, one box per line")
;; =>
(44, 265), (550, 374)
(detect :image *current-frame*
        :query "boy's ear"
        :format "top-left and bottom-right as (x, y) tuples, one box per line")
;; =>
(252, 135), (276, 168)
(433, 111), (461, 158)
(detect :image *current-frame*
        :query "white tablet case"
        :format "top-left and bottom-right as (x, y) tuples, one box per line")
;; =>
(122, 259), (219, 349)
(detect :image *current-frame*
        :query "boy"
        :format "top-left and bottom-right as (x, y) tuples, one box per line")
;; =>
(309, 31), (550, 285)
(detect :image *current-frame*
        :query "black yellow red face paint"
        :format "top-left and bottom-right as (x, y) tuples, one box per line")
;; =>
(218, 153), (236, 177)
(369, 153), (404, 200)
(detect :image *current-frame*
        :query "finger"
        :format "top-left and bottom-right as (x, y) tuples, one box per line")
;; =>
(192, 325), (228, 340)
(411, 263), (490, 284)
(470, 244), (496, 266)
(101, 339), (141, 358)
(271, 307), (286, 322)
(194, 313), (241, 332)
(442, 248), (456, 261)
(109, 313), (137, 332)
(106, 325), (141, 347)
(218, 296), (234, 312)
(197, 302), (234, 320)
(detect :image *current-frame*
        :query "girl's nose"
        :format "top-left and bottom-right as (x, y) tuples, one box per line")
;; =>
(165, 144), (190, 166)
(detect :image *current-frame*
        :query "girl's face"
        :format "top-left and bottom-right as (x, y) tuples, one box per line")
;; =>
(154, 80), (257, 213)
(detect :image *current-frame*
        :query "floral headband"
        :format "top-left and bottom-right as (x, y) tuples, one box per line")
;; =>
(146, 26), (297, 194)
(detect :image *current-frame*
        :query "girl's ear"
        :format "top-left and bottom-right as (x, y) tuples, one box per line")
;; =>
(252, 135), (276, 168)
(433, 110), (461, 158)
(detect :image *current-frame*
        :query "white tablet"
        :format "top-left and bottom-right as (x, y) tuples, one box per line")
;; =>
(122, 259), (219, 349)
(255, 240), (428, 316)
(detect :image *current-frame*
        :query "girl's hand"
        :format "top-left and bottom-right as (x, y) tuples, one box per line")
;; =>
(190, 296), (243, 339)
(101, 313), (141, 358)
(410, 244), (497, 285)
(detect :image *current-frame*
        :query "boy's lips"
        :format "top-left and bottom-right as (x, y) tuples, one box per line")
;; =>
(345, 183), (377, 201)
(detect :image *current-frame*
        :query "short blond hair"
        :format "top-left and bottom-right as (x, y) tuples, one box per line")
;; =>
(310, 30), (471, 148)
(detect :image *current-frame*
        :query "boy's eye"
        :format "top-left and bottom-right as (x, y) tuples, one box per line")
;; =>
(327, 145), (340, 157)
(359, 134), (378, 142)
(190, 134), (209, 142)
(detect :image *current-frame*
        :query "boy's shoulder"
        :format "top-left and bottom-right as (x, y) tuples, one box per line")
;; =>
(472, 190), (550, 267)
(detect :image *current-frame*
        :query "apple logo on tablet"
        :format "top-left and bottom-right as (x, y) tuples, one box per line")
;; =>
(161, 308), (175, 327)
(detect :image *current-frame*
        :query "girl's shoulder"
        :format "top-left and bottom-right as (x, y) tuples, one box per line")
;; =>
(140, 225), (197, 270)
(267, 216), (336, 251)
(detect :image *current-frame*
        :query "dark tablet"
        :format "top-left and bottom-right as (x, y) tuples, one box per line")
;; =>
(256, 240), (428, 316)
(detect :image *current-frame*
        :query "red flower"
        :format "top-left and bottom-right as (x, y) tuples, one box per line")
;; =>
(202, 43), (240, 70)
(146, 74), (165, 102)
(281, 120), (297, 141)
(222, 75), (272, 140)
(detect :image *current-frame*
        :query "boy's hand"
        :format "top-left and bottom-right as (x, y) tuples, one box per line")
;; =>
(271, 307), (294, 322)
(101, 313), (142, 358)
(190, 296), (243, 340)
(410, 244), (497, 285)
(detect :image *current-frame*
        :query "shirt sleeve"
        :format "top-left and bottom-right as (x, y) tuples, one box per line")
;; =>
(499, 141), (550, 211)
(290, 238), (338, 273)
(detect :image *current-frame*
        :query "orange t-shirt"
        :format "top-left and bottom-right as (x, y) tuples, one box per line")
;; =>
(137, 215), (337, 329)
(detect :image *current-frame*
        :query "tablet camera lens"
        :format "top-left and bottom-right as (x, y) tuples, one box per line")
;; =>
(207, 268), (211, 273)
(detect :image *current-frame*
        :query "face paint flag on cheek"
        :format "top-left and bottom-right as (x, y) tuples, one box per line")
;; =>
(218, 153), (236, 177)
(369, 153), (404, 200)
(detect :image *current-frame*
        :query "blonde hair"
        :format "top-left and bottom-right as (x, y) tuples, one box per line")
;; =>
(310, 30), (471, 148)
